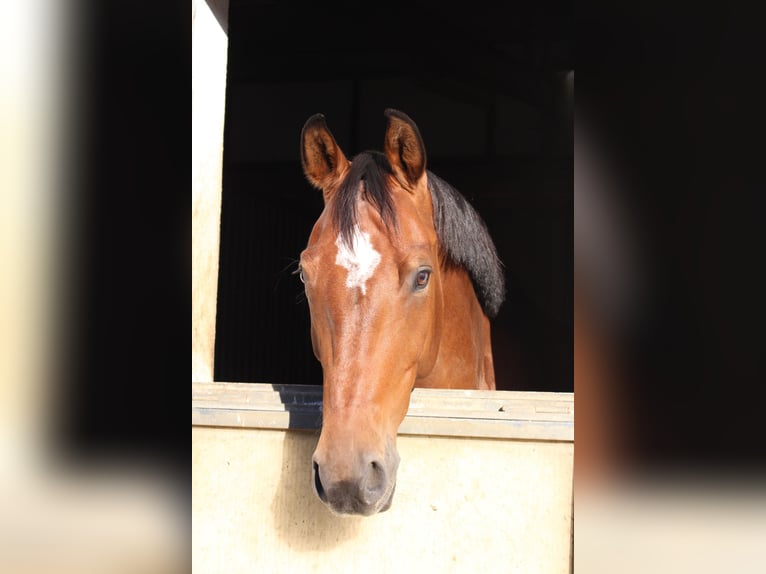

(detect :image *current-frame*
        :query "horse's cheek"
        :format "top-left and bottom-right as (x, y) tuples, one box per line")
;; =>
(416, 292), (441, 377)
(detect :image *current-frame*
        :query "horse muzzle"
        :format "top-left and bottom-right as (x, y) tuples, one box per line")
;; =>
(311, 444), (400, 516)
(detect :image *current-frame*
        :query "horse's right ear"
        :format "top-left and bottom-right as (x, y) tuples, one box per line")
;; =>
(300, 113), (349, 202)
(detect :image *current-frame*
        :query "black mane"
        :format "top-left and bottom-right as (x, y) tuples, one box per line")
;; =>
(427, 171), (506, 318)
(331, 151), (506, 318)
(332, 151), (396, 245)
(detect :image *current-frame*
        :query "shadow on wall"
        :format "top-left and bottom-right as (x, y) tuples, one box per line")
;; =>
(270, 389), (361, 549)
(270, 431), (364, 550)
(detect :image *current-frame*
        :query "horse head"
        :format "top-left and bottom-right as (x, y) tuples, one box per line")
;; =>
(299, 109), (503, 515)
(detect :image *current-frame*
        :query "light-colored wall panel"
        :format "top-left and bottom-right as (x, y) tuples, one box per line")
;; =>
(193, 426), (572, 574)
(192, 0), (228, 382)
(192, 383), (573, 573)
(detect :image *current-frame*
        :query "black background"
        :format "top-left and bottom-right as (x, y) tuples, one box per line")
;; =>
(213, 0), (574, 392)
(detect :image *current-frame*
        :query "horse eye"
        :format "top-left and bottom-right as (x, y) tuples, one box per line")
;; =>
(414, 269), (431, 290)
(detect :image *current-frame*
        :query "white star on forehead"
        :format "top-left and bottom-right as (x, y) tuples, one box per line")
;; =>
(334, 226), (381, 295)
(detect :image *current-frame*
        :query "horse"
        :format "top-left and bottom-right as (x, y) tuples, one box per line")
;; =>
(298, 109), (505, 516)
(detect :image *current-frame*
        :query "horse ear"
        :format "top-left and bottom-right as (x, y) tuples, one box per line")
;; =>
(301, 113), (349, 202)
(383, 108), (427, 187)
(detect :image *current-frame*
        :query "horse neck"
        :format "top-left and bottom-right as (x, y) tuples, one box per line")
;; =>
(416, 264), (496, 390)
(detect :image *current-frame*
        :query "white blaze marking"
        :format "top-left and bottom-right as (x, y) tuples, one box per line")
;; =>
(334, 227), (381, 295)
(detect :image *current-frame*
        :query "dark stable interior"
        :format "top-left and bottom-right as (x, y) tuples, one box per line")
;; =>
(214, 1), (573, 392)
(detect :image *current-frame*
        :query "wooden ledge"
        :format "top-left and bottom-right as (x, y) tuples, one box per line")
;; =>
(193, 382), (573, 442)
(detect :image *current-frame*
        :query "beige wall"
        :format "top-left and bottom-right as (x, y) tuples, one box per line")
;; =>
(193, 426), (573, 573)
(192, 0), (228, 382)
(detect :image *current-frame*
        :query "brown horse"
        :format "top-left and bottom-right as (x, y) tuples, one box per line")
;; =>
(298, 109), (505, 515)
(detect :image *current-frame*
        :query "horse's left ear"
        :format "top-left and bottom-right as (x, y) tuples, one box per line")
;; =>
(383, 109), (427, 187)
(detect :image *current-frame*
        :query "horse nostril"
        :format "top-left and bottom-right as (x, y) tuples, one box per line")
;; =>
(361, 459), (387, 505)
(313, 461), (327, 502)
